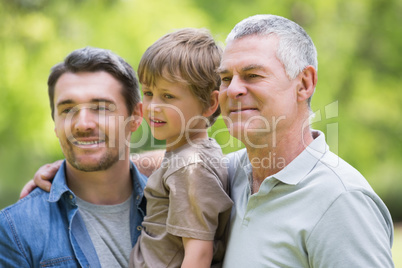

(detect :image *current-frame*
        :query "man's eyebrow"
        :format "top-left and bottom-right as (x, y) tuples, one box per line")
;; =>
(56, 98), (115, 107)
(56, 99), (74, 107)
(242, 64), (265, 72)
(91, 98), (115, 104)
(216, 64), (265, 75)
(216, 67), (229, 75)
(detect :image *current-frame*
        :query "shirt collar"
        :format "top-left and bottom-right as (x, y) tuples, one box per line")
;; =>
(48, 160), (71, 202)
(47, 160), (147, 203)
(273, 130), (328, 185)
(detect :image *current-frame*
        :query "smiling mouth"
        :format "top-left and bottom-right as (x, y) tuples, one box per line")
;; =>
(230, 108), (258, 113)
(73, 140), (105, 146)
(150, 118), (166, 123)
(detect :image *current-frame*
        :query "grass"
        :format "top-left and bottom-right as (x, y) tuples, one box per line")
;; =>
(394, 223), (402, 267)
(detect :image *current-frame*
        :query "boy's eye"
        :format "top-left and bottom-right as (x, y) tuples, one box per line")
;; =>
(143, 91), (153, 97)
(163, 94), (174, 99)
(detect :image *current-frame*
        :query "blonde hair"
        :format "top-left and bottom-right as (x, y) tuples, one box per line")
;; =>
(138, 28), (222, 126)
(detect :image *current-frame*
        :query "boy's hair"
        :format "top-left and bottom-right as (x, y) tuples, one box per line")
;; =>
(48, 46), (140, 119)
(138, 28), (222, 126)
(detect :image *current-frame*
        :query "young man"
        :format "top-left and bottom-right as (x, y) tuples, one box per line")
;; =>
(218, 14), (394, 267)
(0, 47), (147, 267)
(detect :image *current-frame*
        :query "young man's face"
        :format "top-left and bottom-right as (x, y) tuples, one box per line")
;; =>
(218, 35), (301, 146)
(141, 78), (207, 151)
(53, 71), (142, 172)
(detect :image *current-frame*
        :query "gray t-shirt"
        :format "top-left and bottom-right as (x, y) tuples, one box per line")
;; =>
(77, 195), (132, 268)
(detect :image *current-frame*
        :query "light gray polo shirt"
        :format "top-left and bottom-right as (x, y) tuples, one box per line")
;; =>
(223, 131), (394, 267)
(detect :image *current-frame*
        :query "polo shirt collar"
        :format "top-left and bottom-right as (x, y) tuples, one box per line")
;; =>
(273, 130), (328, 185)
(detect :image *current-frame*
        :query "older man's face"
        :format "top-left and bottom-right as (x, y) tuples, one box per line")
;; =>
(217, 36), (301, 147)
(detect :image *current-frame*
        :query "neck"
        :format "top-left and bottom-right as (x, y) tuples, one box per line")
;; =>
(246, 123), (313, 193)
(66, 157), (132, 205)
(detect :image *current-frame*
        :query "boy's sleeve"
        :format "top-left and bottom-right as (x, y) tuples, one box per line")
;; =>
(165, 163), (233, 240)
(0, 211), (30, 267)
(307, 191), (394, 268)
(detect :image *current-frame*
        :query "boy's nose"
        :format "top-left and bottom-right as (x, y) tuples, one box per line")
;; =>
(147, 97), (165, 113)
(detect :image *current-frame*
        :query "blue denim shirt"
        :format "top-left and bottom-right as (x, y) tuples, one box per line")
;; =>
(0, 161), (147, 267)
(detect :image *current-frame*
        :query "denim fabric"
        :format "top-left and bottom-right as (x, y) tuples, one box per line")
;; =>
(0, 161), (147, 268)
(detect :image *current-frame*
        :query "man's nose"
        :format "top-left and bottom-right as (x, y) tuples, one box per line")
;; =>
(74, 107), (97, 132)
(226, 76), (247, 99)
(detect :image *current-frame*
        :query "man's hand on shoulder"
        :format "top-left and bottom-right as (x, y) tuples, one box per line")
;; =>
(19, 160), (63, 199)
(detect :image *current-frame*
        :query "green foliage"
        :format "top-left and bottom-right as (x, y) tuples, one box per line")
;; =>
(0, 0), (401, 223)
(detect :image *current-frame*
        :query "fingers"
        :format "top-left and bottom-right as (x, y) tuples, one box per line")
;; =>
(33, 160), (62, 191)
(19, 180), (37, 199)
(19, 160), (63, 199)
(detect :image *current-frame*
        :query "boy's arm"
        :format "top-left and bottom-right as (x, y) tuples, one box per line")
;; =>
(181, 237), (213, 268)
(19, 160), (62, 199)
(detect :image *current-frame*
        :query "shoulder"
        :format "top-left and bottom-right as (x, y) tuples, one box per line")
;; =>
(312, 150), (374, 194)
(224, 148), (248, 179)
(302, 151), (391, 225)
(225, 148), (248, 165)
(0, 188), (51, 227)
(0, 188), (55, 254)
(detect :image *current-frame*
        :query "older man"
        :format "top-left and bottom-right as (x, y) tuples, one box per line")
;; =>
(218, 14), (394, 267)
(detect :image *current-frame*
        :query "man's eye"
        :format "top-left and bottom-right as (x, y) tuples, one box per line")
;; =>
(62, 108), (72, 113)
(220, 77), (232, 82)
(97, 106), (108, 111)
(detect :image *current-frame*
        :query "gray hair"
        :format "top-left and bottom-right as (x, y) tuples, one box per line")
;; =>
(226, 14), (317, 82)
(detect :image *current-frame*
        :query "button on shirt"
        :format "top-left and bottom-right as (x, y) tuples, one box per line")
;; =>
(0, 161), (147, 267)
(223, 131), (394, 268)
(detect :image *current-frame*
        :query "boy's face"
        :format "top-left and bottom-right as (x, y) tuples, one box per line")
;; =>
(142, 78), (208, 151)
(53, 71), (142, 171)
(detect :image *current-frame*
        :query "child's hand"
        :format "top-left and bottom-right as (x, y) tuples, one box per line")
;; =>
(19, 160), (63, 199)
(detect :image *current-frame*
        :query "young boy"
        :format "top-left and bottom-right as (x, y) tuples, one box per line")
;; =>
(130, 28), (233, 267)
(20, 29), (233, 267)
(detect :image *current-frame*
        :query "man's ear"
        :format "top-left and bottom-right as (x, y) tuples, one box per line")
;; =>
(203, 90), (220, 117)
(297, 65), (317, 102)
(129, 102), (143, 132)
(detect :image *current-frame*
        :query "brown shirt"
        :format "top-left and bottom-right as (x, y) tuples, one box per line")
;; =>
(130, 138), (233, 268)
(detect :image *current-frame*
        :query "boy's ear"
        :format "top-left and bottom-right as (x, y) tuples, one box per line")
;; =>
(129, 102), (143, 132)
(203, 90), (219, 117)
(297, 65), (317, 102)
